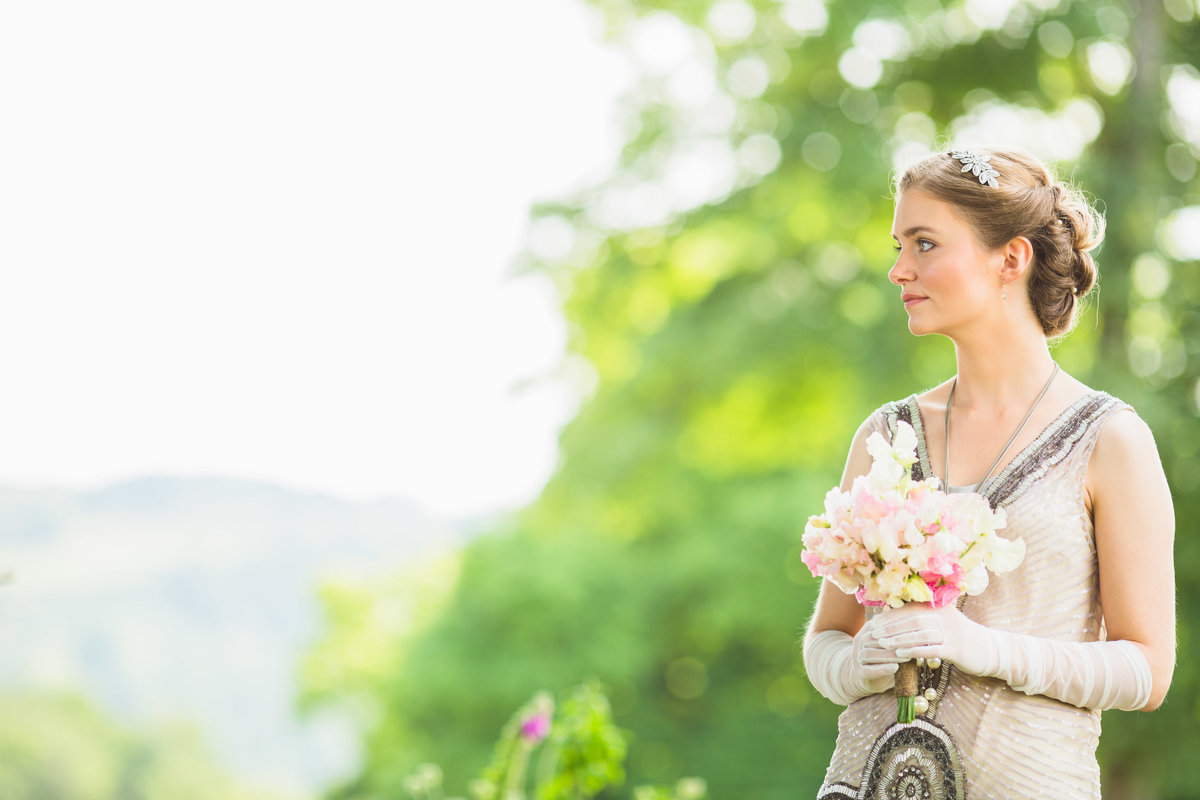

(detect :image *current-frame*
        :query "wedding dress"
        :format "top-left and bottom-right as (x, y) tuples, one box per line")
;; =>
(816, 392), (1135, 799)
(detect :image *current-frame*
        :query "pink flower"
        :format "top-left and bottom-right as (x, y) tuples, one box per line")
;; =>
(923, 549), (960, 578)
(519, 713), (551, 741)
(855, 586), (886, 607)
(927, 581), (962, 608)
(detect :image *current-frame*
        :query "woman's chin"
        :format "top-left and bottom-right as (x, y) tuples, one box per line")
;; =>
(906, 317), (939, 337)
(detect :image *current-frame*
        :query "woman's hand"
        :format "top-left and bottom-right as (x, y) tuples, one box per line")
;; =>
(868, 601), (1152, 710)
(803, 619), (904, 705)
(852, 615), (908, 681)
(870, 603), (997, 677)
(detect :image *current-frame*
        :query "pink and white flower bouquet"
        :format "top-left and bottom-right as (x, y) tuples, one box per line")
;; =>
(801, 420), (1025, 721)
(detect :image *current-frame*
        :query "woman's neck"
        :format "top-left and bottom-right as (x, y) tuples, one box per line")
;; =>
(950, 329), (1056, 412)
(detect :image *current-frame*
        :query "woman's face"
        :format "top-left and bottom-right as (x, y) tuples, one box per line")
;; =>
(888, 189), (1003, 337)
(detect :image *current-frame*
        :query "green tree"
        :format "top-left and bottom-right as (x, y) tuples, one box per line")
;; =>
(304, 1), (1200, 797)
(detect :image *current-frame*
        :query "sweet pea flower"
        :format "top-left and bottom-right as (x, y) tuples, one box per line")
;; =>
(823, 486), (854, 520)
(927, 580), (962, 608)
(961, 564), (989, 595)
(923, 534), (963, 576)
(984, 533), (1026, 574)
(855, 585), (887, 607)
(519, 712), (551, 741)
(874, 562), (913, 607)
(901, 575), (934, 604)
(866, 422), (918, 471)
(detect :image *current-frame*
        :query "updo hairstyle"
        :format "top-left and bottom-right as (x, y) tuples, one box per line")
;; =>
(895, 148), (1104, 338)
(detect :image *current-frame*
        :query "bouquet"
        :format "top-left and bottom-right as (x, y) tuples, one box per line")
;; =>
(801, 421), (1025, 722)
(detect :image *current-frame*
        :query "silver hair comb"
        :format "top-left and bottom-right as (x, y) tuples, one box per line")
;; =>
(951, 149), (1000, 188)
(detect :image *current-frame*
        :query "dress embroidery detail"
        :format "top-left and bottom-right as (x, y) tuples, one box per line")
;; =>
(978, 394), (1120, 508)
(816, 719), (967, 799)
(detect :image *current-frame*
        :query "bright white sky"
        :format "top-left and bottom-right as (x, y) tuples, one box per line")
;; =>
(0, 0), (631, 520)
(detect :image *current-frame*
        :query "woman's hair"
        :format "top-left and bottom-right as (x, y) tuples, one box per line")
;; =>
(895, 147), (1104, 338)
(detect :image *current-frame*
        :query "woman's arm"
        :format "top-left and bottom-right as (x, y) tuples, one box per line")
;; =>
(802, 417), (906, 705)
(1088, 409), (1176, 710)
(806, 419), (875, 639)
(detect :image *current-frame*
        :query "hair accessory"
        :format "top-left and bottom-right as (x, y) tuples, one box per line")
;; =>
(951, 149), (1000, 188)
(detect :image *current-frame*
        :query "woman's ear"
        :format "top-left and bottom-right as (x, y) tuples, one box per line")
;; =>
(1000, 236), (1035, 285)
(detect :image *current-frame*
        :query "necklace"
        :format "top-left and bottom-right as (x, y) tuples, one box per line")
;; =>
(942, 363), (1061, 493)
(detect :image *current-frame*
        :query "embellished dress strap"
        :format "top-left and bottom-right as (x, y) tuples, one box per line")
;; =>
(882, 395), (930, 483)
(982, 392), (1129, 509)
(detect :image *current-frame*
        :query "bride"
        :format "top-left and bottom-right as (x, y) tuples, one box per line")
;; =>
(802, 147), (1176, 799)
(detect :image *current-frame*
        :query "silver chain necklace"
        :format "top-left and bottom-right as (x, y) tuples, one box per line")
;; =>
(943, 363), (1061, 493)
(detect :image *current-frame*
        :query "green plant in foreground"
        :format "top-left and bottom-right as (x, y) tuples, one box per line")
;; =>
(402, 682), (706, 800)
(631, 779), (708, 800)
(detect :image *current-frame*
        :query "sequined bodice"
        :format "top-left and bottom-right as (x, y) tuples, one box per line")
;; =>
(816, 392), (1130, 800)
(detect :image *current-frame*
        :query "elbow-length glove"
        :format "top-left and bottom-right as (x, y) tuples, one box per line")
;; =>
(872, 603), (1152, 711)
(803, 618), (904, 706)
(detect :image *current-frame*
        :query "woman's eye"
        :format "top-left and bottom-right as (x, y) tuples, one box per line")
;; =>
(893, 243), (902, 254)
(917, 240), (934, 252)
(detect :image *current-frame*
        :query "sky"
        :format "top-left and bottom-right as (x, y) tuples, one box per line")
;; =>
(0, 0), (631, 520)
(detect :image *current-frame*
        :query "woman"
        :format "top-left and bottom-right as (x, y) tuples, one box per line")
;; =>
(802, 148), (1175, 799)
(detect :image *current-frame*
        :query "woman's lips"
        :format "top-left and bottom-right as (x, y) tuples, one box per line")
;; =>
(902, 293), (927, 309)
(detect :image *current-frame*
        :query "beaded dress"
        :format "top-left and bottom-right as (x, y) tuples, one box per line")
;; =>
(817, 391), (1132, 800)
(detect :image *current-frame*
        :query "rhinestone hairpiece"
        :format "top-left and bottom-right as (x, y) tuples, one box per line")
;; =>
(951, 149), (1000, 188)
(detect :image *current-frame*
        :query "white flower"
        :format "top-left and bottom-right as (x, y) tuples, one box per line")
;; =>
(962, 564), (989, 594)
(822, 486), (853, 519)
(983, 533), (1026, 574)
(892, 421), (919, 466)
(828, 569), (861, 595)
(874, 562), (912, 606)
(866, 423), (918, 469)
(865, 458), (903, 495)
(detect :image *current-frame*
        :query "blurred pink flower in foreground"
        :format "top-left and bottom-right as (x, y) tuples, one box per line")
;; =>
(519, 712), (551, 741)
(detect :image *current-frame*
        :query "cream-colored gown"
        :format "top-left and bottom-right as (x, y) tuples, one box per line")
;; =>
(817, 392), (1130, 800)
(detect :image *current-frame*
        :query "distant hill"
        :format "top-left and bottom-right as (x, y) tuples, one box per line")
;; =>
(0, 477), (493, 799)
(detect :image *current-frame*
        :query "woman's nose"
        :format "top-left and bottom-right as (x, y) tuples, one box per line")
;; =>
(888, 254), (912, 286)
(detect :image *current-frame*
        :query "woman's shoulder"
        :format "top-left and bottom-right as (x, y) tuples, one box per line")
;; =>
(1056, 374), (1139, 430)
(1087, 396), (1156, 462)
(1039, 377), (1151, 491)
(1084, 393), (1169, 525)
(861, 380), (955, 428)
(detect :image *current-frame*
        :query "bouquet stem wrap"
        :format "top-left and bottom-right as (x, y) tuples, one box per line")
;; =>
(895, 660), (918, 723)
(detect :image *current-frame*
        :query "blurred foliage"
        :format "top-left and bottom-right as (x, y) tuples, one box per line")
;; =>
(395, 684), (695, 800)
(0, 691), (276, 800)
(533, 683), (627, 800)
(304, 0), (1200, 798)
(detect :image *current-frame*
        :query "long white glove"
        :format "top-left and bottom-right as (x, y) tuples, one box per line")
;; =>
(871, 604), (1152, 711)
(803, 618), (904, 706)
